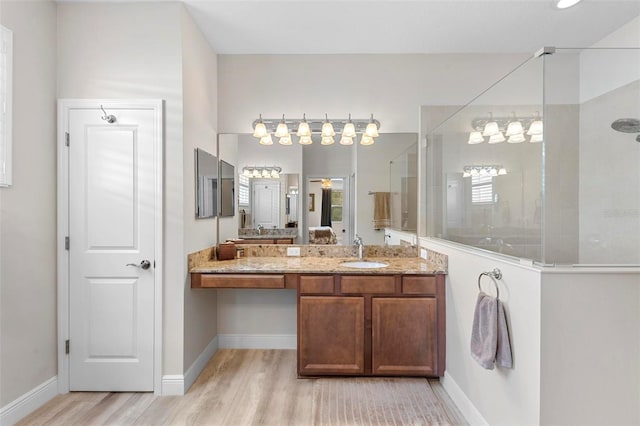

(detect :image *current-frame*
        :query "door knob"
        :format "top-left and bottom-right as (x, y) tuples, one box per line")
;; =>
(126, 260), (151, 270)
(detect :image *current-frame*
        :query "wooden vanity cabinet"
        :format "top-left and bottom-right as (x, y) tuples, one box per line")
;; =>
(297, 274), (445, 377)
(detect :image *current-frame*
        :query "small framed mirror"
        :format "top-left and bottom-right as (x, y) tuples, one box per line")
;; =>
(220, 160), (235, 217)
(195, 148), (218, 219)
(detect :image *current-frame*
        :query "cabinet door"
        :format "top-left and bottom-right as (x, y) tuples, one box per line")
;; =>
(372, 297), (437, 376)
(298, 296), (364, 375)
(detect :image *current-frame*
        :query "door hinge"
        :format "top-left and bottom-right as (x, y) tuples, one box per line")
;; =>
(65, 236), (70, 250)
(65, 132), (70, 147)
(65, 339), (70, 354)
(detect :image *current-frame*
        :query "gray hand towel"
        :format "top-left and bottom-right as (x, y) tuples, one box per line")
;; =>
(470, 292), (513, 369)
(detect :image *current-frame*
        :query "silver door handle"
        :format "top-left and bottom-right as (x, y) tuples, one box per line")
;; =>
(126, 260), (151, 270)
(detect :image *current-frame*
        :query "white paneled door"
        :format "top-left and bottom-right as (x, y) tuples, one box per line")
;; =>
(64, 102), (161, 391)
(253, 181), (280, 229)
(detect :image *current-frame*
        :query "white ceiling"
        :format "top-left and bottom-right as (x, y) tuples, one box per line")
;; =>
(180, 0), (640, 54)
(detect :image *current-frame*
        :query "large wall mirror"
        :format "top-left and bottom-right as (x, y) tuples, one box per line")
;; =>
(195, 148), (218, 219)
(218, 132), (418, 245)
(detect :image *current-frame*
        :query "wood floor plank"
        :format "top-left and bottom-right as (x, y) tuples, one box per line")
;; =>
(17, 349), (466, 426)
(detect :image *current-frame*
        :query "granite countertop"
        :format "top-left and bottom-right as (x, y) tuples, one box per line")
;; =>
(233, 235), (295, 240)
(190, 256), (446, 275)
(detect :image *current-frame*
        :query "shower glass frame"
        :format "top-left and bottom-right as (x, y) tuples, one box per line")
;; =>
(423, 47), (640, 266)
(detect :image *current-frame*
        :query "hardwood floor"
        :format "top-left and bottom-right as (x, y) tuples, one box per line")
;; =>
(18, 350), (467, 425)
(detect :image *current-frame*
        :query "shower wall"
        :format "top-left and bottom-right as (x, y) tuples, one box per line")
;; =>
(578, 80), (640, 264)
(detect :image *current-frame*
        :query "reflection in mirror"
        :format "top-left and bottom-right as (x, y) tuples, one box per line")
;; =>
(307, 178), (347, 245)
(389, 143), (418, 232)
(195, 148), (217, 219)
(226, 132), (419, 245)
(219, 160), (235, 217)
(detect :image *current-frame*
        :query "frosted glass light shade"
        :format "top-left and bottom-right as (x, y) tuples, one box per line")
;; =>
(527, 120), (543, 135)
(275, 121), (289, 138)
(498, 168), (507, 175)
(271, 169), (280, 178)
(482, 121), (500, 137)
(252, 169), (261, 178)
(505, 121), (524, 136)
(321, 121), (335, 137)
(278, 135), (293, 145)
(339, 135), (354, 145)
(529, 134), (543, 143)
(259, 134), (273, 145)
(508, 133), (526, 143)
(296, 121), (311, 137)
(360, 134), (375, 145)
(365, 122), (379, 138)
(343, 122), (356, 138)
(253, 122), (267, 138)
(321, 135), (335, 145)
(243, 168), (252, 177)
(488, 132), (505, 144)
(468, 131), (485, 144)
(298, 135), (313, 145)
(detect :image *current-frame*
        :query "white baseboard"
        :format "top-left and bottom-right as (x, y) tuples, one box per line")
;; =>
(184, 336), (218, 393)
(218, 334), (296, 349)
(441, 372), (488, 426)
(162, 335), (219, 396)
(0, 376), (58, 426)
(161, 374), (185, 396)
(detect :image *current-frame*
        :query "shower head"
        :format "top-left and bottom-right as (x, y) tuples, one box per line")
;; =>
(611, 118), (640, 133)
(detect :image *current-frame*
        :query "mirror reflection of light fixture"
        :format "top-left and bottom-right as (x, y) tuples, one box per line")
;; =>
(470, 112), (543, 144)
(259, 134), (273, 145)
(360, 134), (375, 145)
(462, 165), (507, 178)
(321, 135), (335, 145)
(530, 134), (543, 143)
(278, 134), (293, 145)
(242, 166), (282, 179)
(488, 132), (505, 144)
(321, 179), (332, 188)
(507, 133), (526, 144)
(275, 114), (290, 138)
(340, 135), (354, 145)
(556, 0), (583, 9)
(299, 135), (313, 145)
(468, 131), (485, 144)
(527, 120), (543, 135)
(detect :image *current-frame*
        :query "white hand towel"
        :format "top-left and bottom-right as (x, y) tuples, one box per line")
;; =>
(470, 292), (513, 369)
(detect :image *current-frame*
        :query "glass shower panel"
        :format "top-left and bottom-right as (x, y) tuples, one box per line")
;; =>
(427, 57), (544, 261)
(389, 143), (418, 232)
(544, 48), (640, 265)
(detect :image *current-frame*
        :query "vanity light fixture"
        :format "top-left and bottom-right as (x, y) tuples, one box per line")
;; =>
(469, 112), (543, 144)
(462, 165), (507, 178)
(251, 113), (381, 146)
(242, 166), (282, 179)
(252, 114), (268, 138)
(275, 114), (290, 138)
(343, 114), (356, 138)
(296, 113), (311, 137)
(530, 134), (543, 143)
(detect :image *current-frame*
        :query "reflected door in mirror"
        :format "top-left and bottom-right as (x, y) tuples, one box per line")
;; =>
(253, 181), (280, 228)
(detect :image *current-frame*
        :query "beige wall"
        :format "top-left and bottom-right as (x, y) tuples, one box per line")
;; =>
(57, 1), (186, 375)
(180, 7), (219, 374)
(0, 0), (58, 407)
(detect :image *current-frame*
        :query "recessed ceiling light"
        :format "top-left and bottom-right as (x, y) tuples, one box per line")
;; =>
(555, 0), (583, 9)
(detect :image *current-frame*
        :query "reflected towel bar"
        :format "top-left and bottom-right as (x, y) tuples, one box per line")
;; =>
(478, 268), (502, 299)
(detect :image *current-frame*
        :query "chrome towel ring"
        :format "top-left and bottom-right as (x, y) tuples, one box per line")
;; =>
(478, 268), (502, 299)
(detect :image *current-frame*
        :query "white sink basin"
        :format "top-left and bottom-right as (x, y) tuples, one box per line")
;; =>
(339, 261), (389, 269)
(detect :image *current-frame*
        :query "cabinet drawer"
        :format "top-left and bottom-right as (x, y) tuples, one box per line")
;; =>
(199, 274), (285, 288)
(402, 276), (436, 295)
(341, 276), (395, 294)
(300, 275), (334, 294)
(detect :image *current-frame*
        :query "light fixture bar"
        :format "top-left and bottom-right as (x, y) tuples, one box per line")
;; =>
(252, 116), (381, 135)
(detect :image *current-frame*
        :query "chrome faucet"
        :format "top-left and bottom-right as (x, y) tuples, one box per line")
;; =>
(257, 224), (264, 235)
(353, 234), (364, 261)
